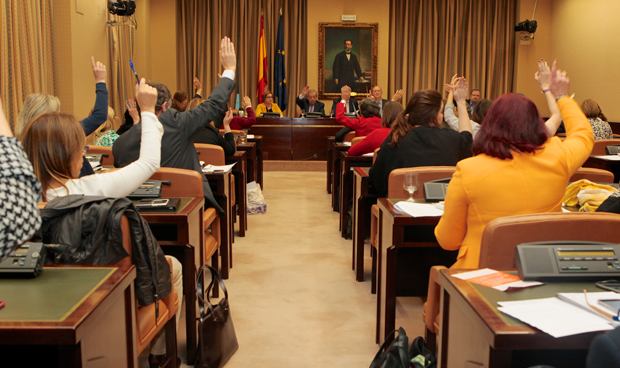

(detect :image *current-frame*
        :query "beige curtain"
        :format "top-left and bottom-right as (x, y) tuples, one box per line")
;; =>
(107, 14), (135, 125)
(0, 0), (54, 131)
(177, 0), (307, 117)
(388, 0), (517, 100)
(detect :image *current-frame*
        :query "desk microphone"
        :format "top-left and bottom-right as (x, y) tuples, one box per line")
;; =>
(300, 154), (318, 161)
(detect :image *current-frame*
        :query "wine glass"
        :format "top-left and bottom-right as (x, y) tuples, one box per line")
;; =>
(403, 172), (419, 202)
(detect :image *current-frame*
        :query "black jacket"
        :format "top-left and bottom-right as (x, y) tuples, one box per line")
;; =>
(192, 126), (236, 157)
(295, 97), (326, 116)
(113, 77), (236, 214)
(39, 195), (171, 307)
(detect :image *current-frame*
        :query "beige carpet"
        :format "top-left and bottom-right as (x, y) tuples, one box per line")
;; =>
(162, 171), (426, 367)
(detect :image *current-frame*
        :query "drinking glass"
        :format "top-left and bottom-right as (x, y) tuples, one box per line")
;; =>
(403, 172), (419, 202)
(238, 131), (247, 144)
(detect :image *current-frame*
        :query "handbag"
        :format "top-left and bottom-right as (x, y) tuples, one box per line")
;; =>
(247, 181), (267, 214)
(195, 265), (239, 368)
(370, 327), (411, 368)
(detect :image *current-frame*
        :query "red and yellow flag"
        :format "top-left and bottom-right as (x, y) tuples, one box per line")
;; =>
(257, 15), (268, 103)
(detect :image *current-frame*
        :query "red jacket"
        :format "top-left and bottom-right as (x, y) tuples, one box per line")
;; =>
(230, 107), (256, 130)
(335, 103), (382, 137)
(348, 128), (390, 156)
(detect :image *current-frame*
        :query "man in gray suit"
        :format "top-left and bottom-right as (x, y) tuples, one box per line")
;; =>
(113, 37), (237, 214)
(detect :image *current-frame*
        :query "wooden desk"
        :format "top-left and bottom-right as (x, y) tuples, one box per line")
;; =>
(138, 196), (204, 364)
(438, 269), (603, 368)
(326, 137), (335, 193)
(339, 152), (372, 238)
(584, 155), (620, 182)
(205, 170), (233, 279)
(376, 198), (456, 344)
(237, 141), (257, 184)
(352, 167), (378, 281)
(248, 118), (342, 160)
(330, 141), (351, 210)
(226, 151), (248, 237)
(0, 266), (137, 368)
(247, 136), (263, 189)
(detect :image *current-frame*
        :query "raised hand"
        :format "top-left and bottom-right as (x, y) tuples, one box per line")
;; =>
(219, 37), (236, 73)
(453, 78), (469, 103)
(91, 56), (107, 84)
(135, 79), (158, 114)
(450, 74), (459, 88)
(301, 85), (310, 96)
(0, 97), (13, 137)
(549, 60), (570, 98)
(241, 96), (252, 109)
(534, 59), (551, 90)
(223, 108), (233, 128)
(193, 77), (203, 95)
(443, 84), (452, 93)
(391, 89), (404, 102)
(127, 98), (140, 124)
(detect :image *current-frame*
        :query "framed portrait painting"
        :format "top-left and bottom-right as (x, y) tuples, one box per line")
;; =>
(318, 23), (378, 100)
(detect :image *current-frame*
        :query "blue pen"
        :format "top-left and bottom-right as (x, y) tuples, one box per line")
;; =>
(129, 59), (140, 84)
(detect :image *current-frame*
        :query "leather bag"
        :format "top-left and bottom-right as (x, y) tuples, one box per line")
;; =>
(370, 327), (411, 368)
(195, 265), (239, 368)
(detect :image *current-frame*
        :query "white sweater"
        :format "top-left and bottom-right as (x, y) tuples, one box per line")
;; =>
(444, 102), (480, 138)
(46, 112), (163, 200)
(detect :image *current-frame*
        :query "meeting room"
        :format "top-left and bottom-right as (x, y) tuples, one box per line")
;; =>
(1, 0), (620, 367)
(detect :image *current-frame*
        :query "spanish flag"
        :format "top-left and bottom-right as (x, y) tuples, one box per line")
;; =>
(257, 15), (267, 103)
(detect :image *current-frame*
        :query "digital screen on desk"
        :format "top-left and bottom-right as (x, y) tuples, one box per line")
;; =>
(141, 183), (154, 187)
(557, 250), (615, 256)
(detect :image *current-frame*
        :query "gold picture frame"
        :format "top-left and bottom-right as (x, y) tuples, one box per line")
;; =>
(318, 23), (378, 100)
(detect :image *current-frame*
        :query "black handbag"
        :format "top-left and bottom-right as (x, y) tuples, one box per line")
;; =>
(195, 265), (239, 368)
(370, 327), (411, 368)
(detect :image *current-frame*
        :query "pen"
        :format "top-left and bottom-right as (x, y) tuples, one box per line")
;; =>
(129, 59), (140, 84)
(0, 301), (5, 309)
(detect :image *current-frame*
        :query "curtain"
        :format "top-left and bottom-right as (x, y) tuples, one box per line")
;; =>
(0, 0), (54, 130)
(107, 14), (135, 126)
(388, 0), (517, 100)
(177, 0), (307, 117)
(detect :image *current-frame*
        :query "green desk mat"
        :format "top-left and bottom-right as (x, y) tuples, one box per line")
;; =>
(0, 268), (115, 322)
(470, 280), (601, 326)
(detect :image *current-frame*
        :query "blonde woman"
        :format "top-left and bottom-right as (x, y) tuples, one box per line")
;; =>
(85, 106), (119, 147)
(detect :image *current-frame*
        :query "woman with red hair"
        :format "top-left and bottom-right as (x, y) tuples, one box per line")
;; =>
(435, 61), (594, 269)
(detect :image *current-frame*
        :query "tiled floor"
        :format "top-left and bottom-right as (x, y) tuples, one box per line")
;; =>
(142, 171), (426, 367)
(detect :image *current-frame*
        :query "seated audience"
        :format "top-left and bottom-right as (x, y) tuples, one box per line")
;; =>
(86, 106), (119, 147)
(0, 98), (41, 262)
(369, 80), (473, 197)
(255, 91), (283, 116)
(113, 37), (237, 214)
(443, 74), (492, 138)
(348, 101), (403, 156)
(336, 98), (382, 138)
(230, 96), (257, 130)
(581, 98), (613, 140)
(330, 85), (359, 116)
(16, 56), (108, 177)
(170, 77), (203, 112)
(190, 98), (236, 156)
(296, 85), (326, 116)
(435, 61), (594, 269)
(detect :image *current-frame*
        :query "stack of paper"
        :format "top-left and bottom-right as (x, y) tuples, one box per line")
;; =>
(453, 268), (543, 291)
(201, 163), (236, 173)
(498, 297), (615, 338)
(393, 201), (444, 217)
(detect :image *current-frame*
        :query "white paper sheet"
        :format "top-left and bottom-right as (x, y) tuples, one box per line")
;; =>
(247, 134), (255, 139)
(201, 163), (236, 173)
(393, 201), (444, 217)
(594, 155), (620, 161)
(498, 297), (614, 338)
(341, 142), (352, 147)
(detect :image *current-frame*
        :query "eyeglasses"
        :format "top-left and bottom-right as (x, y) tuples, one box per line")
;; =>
(584, 289), (620, 321)
(265, 96), (273, 99)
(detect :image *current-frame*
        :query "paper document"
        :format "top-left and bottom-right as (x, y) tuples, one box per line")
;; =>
(557, 292), (620, 319)
(498, 297), (615, 338)
(341, 142), (352, 147)
(453, 268), (544, 291)
(393, 201), (443, 217)
(362, 152), (374, 157)
(201, 163), (236, 173)
(594, 155), (620, 161)
(247, 134), (255, 139)
(89, 161), (101, 168)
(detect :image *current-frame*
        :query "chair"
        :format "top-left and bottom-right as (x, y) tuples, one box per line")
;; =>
(116, 216), (179, 366)
(592, 139), (620, 155)
(343, 131), (356, 142)
(351, 136), (365, 146)
(422, 211), (620, 353)
(369, 166), (456, 293)
(570, 167), (615, 183)
(87, 145), (115, 166)
(372, 148), (380, 164)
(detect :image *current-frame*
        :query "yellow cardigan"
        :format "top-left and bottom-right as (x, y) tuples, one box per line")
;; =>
(435, 97), (594, 269)
(255, 103), (283, 116)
